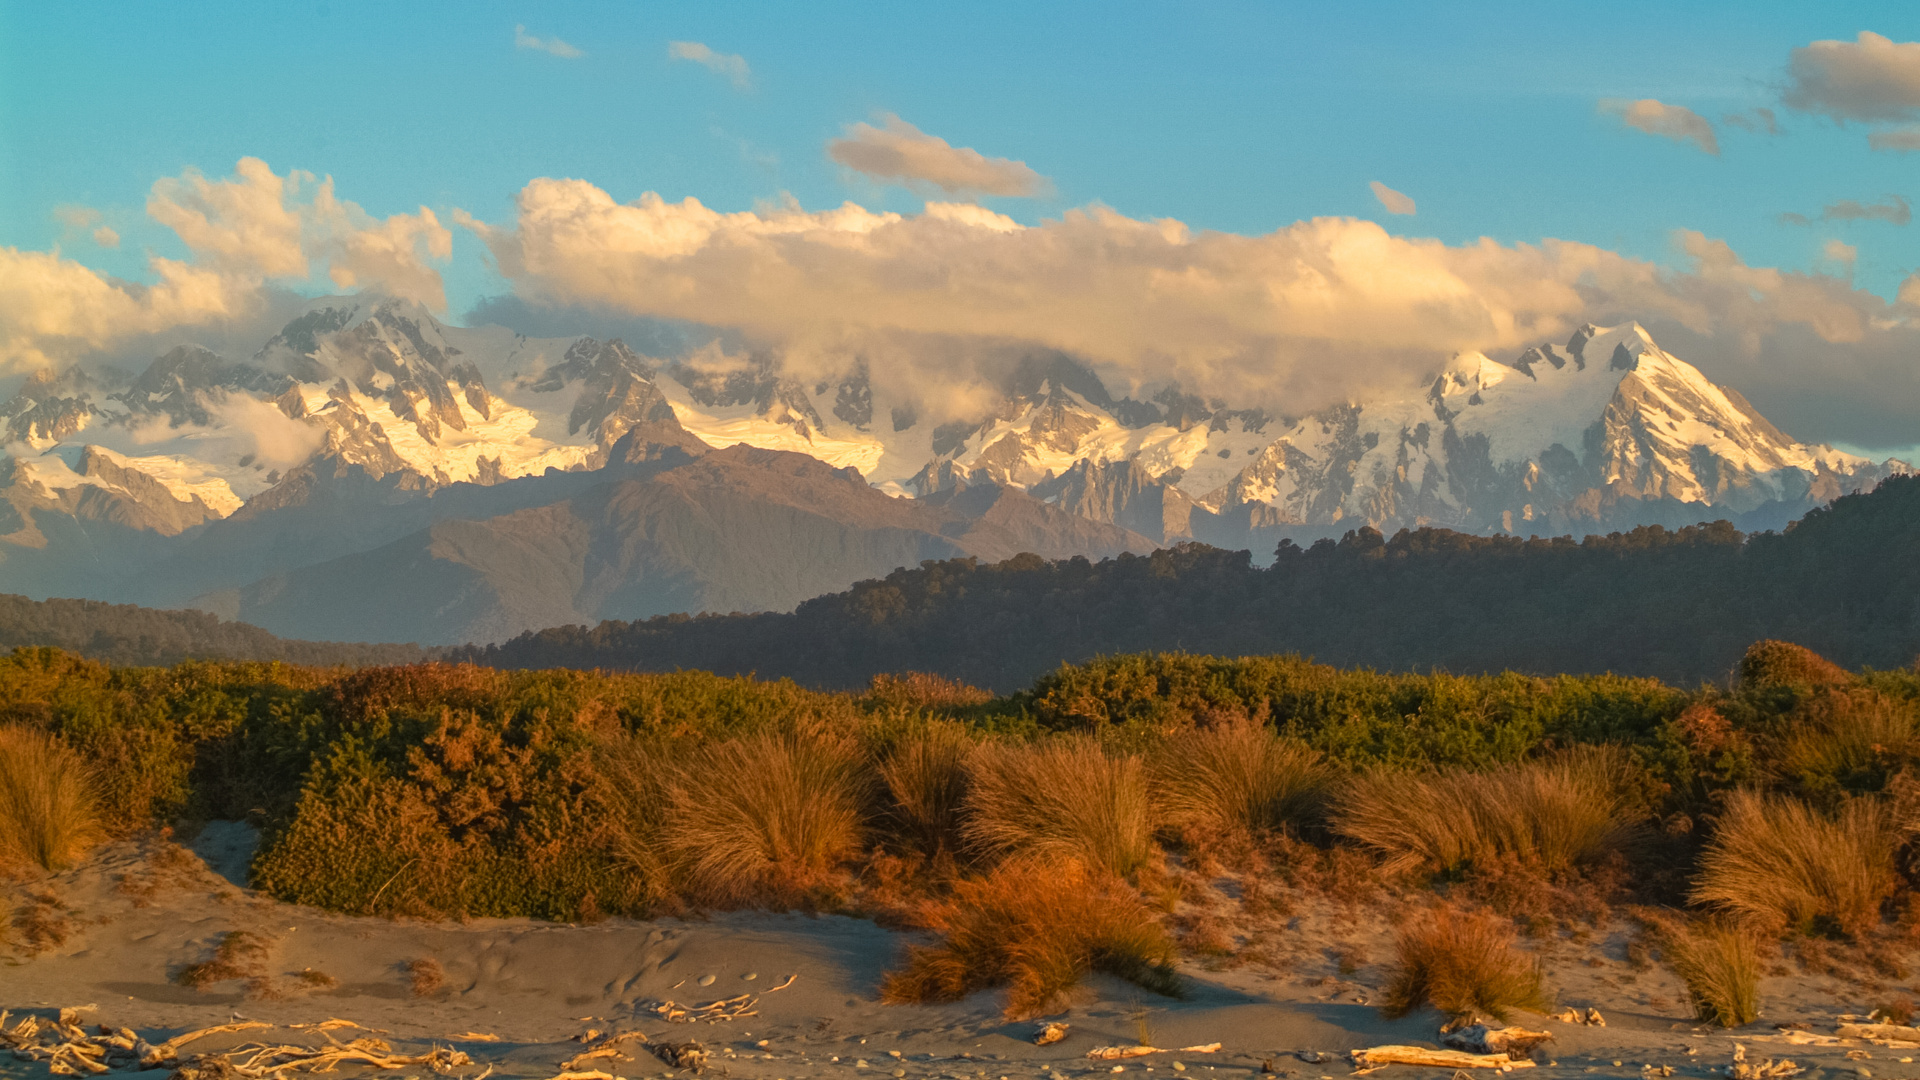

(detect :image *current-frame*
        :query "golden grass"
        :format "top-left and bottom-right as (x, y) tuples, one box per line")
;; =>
(962, 737), (1154, 877)
(1779, 688), (1919, 791)
(1333, 747), (1640, 880)
(878, 720), (974, 858)
(1692, 789), (1900, 938)
(866, 672), (994, 713)
(1662, 920), (1760, 1027)
(662, 729), (868, 907)
(879, 858), (1182, 1019)
(406, 956), (446, 997)
(175, 930), (272, 989)
(1151, 721), (1328, 840)
(0, 725), (102, 873)
(1380, 906), (1549, 1023)
(592, 733), (678, 910)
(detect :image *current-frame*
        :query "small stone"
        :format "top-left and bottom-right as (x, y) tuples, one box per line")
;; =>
(1855, 1070), (1871, 1078)
(1173, 1065), (1187, 1073)
(890, 1052), (903, 1059)
(894, 1072), (905, 1078)
(1112, 1068), (1126, 1074)
(758, 1041), (771, 1049)
(697, 974), (716, 987)
(857, 1061), (870, 1069)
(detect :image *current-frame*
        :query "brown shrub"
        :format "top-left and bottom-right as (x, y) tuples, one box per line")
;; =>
(963, 738), (1154, 877)
(879, 859), (1182, 1018)
(1692, 789), (1900, 939)
(866, 673), (994, 713)
(1380, 906), (1549, 1023)
(1662, 920), (1761, 1027)
(878, 721), (974, 858)
(662, 729), (868, 907)
(1740, 641), (1849, 690)
(406, 956), (446, 997)
(1334, 747), (1642, 882)
(0, 725), (102, 873)
(1151, 721), (1329, 842)
(175, 930), (272, 989)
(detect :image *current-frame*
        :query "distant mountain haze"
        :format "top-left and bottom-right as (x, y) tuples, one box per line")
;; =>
(0, 297), (1907, 645)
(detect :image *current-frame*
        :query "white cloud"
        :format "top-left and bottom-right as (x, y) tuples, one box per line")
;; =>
(668, 41), (750, 89)
(1822, 238), (1858, 270)
(514, 24), (582, 59)
(827, 114), (1046, 198)
(456, 180), (1920, 443)
(53, 205), (120, 249)
(1369, 181), (1416, 216)
(0, 158), (450, 377)
(1600, 98), (1720, 155)
(1784, 31), (1920, 122)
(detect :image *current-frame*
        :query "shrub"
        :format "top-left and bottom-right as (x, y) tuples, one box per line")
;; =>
(662, 729), (868, 907)
(0, 725), (102, 872)
(1662, 920), (1760, 1027)
(1692, 789), (1900, 938)
(878, 721), (975, 858)
(866, 673), (994, 714)
(1152, 721), (1328, 842)
(1333, 747), (1642, 880)
(1740, 641), (1849, 690)
(406, 957), (446, 997)
(963, 737), (1154, 877)
(1779, 688), (1919, 798)
(879, 858), (1182, 1018)
(1380, 906), (1549, 1022)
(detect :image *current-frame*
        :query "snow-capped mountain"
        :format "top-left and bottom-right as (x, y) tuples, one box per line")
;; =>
(0, 297), (1906, 643)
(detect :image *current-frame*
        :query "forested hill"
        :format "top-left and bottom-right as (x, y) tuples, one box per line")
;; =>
(0, 594), (435, 668)
(464, 475), (1920, 691)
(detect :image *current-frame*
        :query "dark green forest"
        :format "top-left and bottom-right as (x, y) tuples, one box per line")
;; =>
(0, 594), (430, 668)
(464, 475), (1920, 691)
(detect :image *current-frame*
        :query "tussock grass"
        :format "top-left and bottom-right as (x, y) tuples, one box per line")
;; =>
(1779, 688), (1919, 796)
(1333, 747), (1641, 880)
(879, 858), (1182, 1019)
(878, 721), (974, 858)
(175, 930), (272, 989)
(1692, 789), (1900, 938)
(963, 738), (1153, 877)
(663, 729), (868, 907)
(406, 956), (446, 997)
(1740, 640), (1850, 689)
(1380, 907), (1549, 1023)
(0, 725), (102, 872)
(1152, 721), (1328, 840)
(1662, 920), (1760, 1027)
(592, 733), (677, 909)
(866, 672), (994, 713)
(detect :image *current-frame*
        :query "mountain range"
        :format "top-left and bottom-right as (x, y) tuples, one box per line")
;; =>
(1, 296), (1907, 645)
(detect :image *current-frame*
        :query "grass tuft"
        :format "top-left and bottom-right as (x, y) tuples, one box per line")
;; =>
(662, 729), (868, 907)
(406, 956), (446, 997)
(1779, 688), (1919, 797)
(0, 725), (103, 872)
(1662, 920), (1761, 1027)
(1380, 906), (1549, 1023)
(878, 721), (975, 859)
(175, 930), (272, 989)
(879, 858), (1182, 1019)
(1334, 747), (1641, 881)
(963, 738), (1154, 877)
(1152, 721), (1329, 841)
(1692, 789), (1899, 939)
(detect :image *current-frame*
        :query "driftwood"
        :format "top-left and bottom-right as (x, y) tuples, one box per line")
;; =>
(1087, 1045), (1222, 1060)
(561, 1032), (650, 1071)
(4, 1009), (480, 1080)
(1837, 1025), (1920, 1048)
(648, 992), (760, 1023)
(1441, 1026), (1554, 1058)
(1035, 1023), (1070, 1047)
(1349, 1046), (1537, 1071)
(1727, 1060), (1801, 1080)
(652, 1040), (710, 1073)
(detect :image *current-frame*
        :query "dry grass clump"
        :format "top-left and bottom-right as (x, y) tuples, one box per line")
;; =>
(1334, 747), (1641, 881)
(879, 859), (1182, 1018)
(593, 734), (677, 910)
(1152, 721), (1329, 841)
(1692, 789), (1901, 938)
(1779, 688), (1919, 794)
(175, 930), (272, 989)
(662, 729), (868, 907)
(1740, 640), (1849, 690)
(406, 957), (447, 997)
(963, 738), (1153, 877)
(866, 672), (994, 713)
(1661, 920), (1761, 1027)
(878, 721), (974, 858)
(295, 968), (337, 989)
(0, 725), (102, 872)
(1380, 906), (1549, 1023)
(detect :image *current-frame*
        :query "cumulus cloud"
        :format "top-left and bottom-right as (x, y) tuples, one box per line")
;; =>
(1369, 181), (1416, 216)
(1784, 31), (1920, 122)
(1822, 239), (1858, 269)
(514, 24), (582, 59)
(1722, 107), (1781, 135)
(1870, 126), (1920, 152)
(827, 114), (1046, 197)
(668, 41), (750, 89)
(454, 179), (1920, 447)
(54, 206), (120, 248)
(1600, 98), (1720, 155)
(0, 158), (450, 377)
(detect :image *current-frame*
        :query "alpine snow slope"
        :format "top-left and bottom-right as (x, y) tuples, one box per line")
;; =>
(0, 295), (1906, 645)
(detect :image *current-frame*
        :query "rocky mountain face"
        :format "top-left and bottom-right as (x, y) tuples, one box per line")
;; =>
(0, 297), (1905, 645)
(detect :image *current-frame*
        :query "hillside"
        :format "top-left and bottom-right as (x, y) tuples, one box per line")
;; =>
(0, 593), (433, 667)
(464, 474), (1920, 690)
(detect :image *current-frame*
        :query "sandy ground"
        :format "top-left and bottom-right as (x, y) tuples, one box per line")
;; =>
(1, 824), (1914, 1080)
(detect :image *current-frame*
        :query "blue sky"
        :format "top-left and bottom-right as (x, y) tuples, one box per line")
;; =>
(2, 1), (1917, 453)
